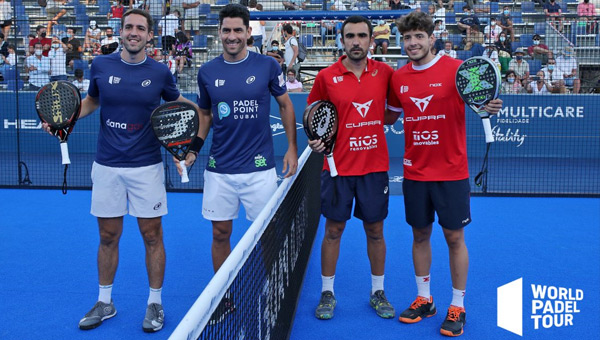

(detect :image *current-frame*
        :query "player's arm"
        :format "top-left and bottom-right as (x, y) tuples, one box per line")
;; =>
(384, 108), (402, 125)
(275, 92), (298, 178)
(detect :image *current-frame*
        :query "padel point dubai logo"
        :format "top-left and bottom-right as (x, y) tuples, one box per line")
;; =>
(497, 278), (584, 336)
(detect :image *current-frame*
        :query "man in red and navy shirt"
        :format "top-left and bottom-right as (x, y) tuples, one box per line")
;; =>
(307, 15), (396, 321)
(387, 11), (502, 337)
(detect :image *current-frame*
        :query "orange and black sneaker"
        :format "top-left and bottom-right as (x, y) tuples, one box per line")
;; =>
(440, 305), (466, 337)
(398, 296), (436, 323)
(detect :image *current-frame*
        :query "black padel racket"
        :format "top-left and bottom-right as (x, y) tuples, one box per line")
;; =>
(303, 100), (339, 177)
(151, 101), (199, 183)
(455, 56), (501, 144)
(35, 81), (82, 165)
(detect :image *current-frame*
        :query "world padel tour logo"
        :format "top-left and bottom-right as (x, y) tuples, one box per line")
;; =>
(497, 278), (584, 336)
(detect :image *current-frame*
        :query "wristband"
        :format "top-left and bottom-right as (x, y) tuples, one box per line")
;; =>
(189, 137), (204, 155)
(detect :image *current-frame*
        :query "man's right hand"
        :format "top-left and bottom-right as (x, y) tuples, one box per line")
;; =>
(308, 139), (325, 154)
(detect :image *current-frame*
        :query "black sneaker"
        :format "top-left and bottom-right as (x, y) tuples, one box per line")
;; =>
(398, 296), (437, 323)
(208, 297), (236, 325)
(440, 305), (466, 337)
(369, 290), (395, 319)
(315, 291), (337, 320)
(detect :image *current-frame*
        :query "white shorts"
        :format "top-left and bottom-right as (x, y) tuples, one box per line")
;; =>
(202, 168), (278, 221)
(90, 162), (168, 218)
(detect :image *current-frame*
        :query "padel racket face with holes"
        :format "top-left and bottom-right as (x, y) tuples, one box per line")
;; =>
(455, 56), (501, 117)
(151, 101), (199, 183)
(302, 100), (339, 176)
(35, 81), (81, 142)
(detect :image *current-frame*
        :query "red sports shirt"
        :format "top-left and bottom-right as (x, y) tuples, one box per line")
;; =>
(388, 55), (469, 181)
(308, 56), (392, 176)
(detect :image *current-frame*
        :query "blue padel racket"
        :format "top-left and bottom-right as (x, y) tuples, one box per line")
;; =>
(303, 100), (339, 177)
(455, 56), (501, 144)
(151, 101), (199, 183)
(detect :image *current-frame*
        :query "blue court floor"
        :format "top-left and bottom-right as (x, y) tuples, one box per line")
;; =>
(0, 189), (598, 340)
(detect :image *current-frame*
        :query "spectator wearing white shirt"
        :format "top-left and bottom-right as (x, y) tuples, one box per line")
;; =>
(282, 23), (299, 77)
(0, 0), (12, 37)
(484, 17), (503, 43)
(542, 58), (566, 93)
(48, 35), (68, 81)
(248, 0), (265, 53)
(183, 1), (203, 38)
(158, 10), (181, 51)
(437, 41), (457, 58)
(100, 27), (120, 54)
(26, 42), (51, 90)
(555, 46), (580, 93)
(331, 0), (347, 10)
(2, 43), (15, 66)
(527, 70), (553, 94)
(85, 21), (102, 53)
(72, 68), (90, 92)
(428, 4), (446, 26)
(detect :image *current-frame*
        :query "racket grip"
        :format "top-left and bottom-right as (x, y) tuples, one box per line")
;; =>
(60, 142), (71, 165)
(482, 117), (494, 143)
(326, 154), (338, 177)
(180, 159), (189, 183)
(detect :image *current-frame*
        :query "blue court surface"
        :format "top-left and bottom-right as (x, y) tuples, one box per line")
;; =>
(0, 189), (598, 340)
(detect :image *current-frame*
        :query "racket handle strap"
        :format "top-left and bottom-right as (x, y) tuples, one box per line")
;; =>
(482, 117), (494, 143)
(326, 154), (338, 177)
(60, 142), (71, 165)
(180, 159), (189, 183)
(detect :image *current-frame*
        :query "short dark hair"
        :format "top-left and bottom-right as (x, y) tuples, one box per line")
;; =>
(219, 4), (250, 29)
(271, 40), (279, 45)
(287, 69), (296, 76)
(0, 32), (4, 40)
(505, 70), (516, 78)
(282, 23), (294, 35)
(121, 8), (154, 32)
(398, 11), (434, 36)
(341, 15), (373, 38)
(463, 5), (471, 11)
(74, 68), (84, 78)
(7, 44), (15, 50)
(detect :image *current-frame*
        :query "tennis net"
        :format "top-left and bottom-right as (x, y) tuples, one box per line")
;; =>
(169, 146), (323, 340)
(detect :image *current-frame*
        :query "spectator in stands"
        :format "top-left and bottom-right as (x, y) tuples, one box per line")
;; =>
(108, 0), (127, 33)
(46, 0), (68, 33)
(428, 4), (446, 25)
(372, 20), (391, 61)
(146, 40), (160, 59)
(0, 31), (6, 58)
(49, 35), (67, 81)
(174, 31), (192, 75)
(437, 41), (457, 58)
(282, 23), (299, 76)
(483, 43), (501, 70)
(331, 0), (347, 10)
(146, 0), (166, 22)
(170, 0), (186, 29)
(158, 9), (181, 52)
(26, 42), (51, 90)
(433, 19), (445, 39)
(320, 20), (343, 59)
(286, 69), (303, 92)
(526, 70), (553, 94)
(495, 31), (512, 57)
(247, 0), (265, 53)
(30, 25), (53, 57)
(282, 0), (307, 11)
(371, 0), (390, 10)
(437, 0), (454, 11)
(266, 39), (285, 68)
(351, 0), (370, 10)
(464, 23), (484, 51)
(183, 1), (201, 39)
(391, 15), (404, 49)
(544, 0), (564, 32)
(484, 17), (503, 43)
(72, 68), (90, 92)
(457, 5), (480, 34)
(0, 0), (12, 37)
(556, 46), (581, 94)
(577, 0), (596, 33)
(528, 34), (552, 64)
(542, 57), (566, 93)
(3, 43), (15, 66)
(501, 70), (525, 94)
(498, 5), (515, 42)
(509, 47), (530, 85)
(247, 36), (261, 53)
(85, 21), (102, 53)
(433, 29), (449, 54)
(100, 27), (120, 54)
(62, 27), (82, 68)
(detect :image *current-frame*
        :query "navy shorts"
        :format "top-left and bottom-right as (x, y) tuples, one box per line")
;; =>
(402, 179), (471, 230)
(321, 171), (389, 223)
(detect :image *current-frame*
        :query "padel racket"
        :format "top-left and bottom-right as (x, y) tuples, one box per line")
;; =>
(303, 100), (338, 177)
(151, 101), (199, 183)
(35, 81), (82, 165)
(455, 56), (501, 144)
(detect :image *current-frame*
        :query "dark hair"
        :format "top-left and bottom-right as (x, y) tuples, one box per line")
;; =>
(7, 44), (15, 50)
(463, 5), (471, 11)
(282, 23), (293, 35)
(247, 36), (254, 45)
(505, 70), (516, 78)
(287, 69), (296, 76)
(271, 40), (279, 45)
(398, 11), (434, 36)
(74, 68), (84, 78)
(176, 31), (188, 44)
(34, 42), (42, 47)
(248, 0), (257, 8)
(219, 4), (250, 28)
(121, 8), (154, 32)
(341, 15), (373, 38)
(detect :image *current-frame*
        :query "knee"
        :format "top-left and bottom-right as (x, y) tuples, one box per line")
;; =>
(445, 233), (465, 249)
(324, 226), (344, 242)
(212, 227), (232, 243)
(99, 230), (120, 247)
(141, 229), (163, 247)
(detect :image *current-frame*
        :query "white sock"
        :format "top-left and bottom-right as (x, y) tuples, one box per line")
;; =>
(98, 284), (113, 304)
(148, 287), (162, 305)
(321, 275), (335, 294)
(416, 274), (431, 299)
(371, 274), (384, 294)
(451, 287), (465, 308)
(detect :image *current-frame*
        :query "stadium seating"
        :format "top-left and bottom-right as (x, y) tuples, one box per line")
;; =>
(521, 1), (535, 13)
(520, 34), (534, 48)
(7, 80), (24, 91)
(529, 59), (542, 75)
(300, 34), (314, 48)
(193, 35), (208, 48)
(457, 49), (472, 61)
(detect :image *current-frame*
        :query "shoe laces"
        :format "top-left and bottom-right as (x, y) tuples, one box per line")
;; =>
(319, 291), (335, 306)
(409, 296), (430, 310)
(446, 306), (464, 322)
(373, 290), (389, 304)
